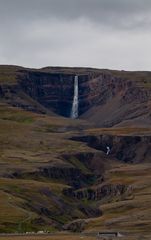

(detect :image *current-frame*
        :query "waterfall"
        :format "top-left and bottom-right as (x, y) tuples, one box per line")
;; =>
(71, 75), (78, 119)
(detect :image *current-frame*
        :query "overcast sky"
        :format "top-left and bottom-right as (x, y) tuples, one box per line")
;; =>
(0, 0), (151, 70)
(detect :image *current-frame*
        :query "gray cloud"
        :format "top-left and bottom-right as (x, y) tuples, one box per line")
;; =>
(0, 0), (151, 70)
(1, 0), (151, 28)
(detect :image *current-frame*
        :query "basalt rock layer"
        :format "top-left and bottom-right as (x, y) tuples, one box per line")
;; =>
(71, 134), (151, 163)
(0, 65), (151, 127)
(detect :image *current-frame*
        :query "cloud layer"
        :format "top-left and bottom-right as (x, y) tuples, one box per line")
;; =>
(0, 0), (151, 70)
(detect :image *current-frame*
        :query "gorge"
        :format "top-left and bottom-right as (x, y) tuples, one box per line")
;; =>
(0, 65), (151, 238)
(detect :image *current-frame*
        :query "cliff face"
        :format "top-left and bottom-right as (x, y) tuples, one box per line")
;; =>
(80, 73), (151, 127)
(16, 69), (151, 127)
(19, 70), (95, 117)
(72, 134), (151, 163)
(0, 66), (151, 126)
(19, 71), (76, 117)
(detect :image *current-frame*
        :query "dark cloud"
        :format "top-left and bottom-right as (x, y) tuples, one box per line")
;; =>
(1, 0), (151, 28)
(0, 0), (151, 70)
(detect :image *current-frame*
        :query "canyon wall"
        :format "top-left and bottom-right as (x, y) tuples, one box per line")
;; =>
(72, 134), (151, 163)
(17, 69), (151, 122)
(0, 66), (151, 126)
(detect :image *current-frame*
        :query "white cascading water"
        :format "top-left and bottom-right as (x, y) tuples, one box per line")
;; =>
(71, 75), (78, 119)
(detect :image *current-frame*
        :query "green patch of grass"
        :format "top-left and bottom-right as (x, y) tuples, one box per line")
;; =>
(45, 124), (59, 132)
(0, 65), (23, 84)
(0, 104), (35, 124)
(7, 185), (23, 194)
(67, 156), (90, 174)
(1, 115), (34, 124)
(52, 215), (71, 225)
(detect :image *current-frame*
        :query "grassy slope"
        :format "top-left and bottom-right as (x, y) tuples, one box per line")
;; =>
(0, 102), (98, 233)
(85, 127), (151, 136)
(1, 103), (151, 237)
(84, 163), (151, 237)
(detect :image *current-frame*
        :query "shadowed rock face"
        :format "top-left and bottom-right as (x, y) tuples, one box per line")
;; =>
(17, 69), (150, 117)
(17, 69), (151, 127)
(19, 71), (75, 117)
(19, 70), (90, 117)
(72, 135), (151, 163)
(18, 70), (138, 117)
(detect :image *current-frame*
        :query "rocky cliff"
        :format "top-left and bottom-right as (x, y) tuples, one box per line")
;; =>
(0, 65), (151, 127)
(72, 134), (151, 163)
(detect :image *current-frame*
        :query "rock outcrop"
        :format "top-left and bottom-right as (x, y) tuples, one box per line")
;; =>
(63, 219), (87, 232)
(64, 183), (132, 201)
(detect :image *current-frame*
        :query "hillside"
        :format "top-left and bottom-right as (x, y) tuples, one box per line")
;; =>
(0, 65), (151, 239)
